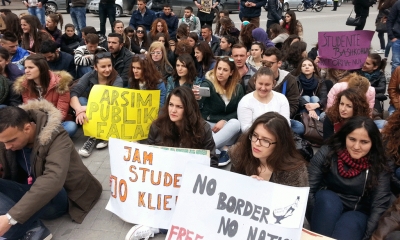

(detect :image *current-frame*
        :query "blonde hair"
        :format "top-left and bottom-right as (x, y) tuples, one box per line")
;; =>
(209, 57), (240, 100)
(147, 41), (172, 69)
(340, 73), (370, 95)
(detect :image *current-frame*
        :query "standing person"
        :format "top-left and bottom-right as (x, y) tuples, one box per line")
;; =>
(332, 0), (338, 11)
(98, 0), (116, 35)
(1, 0), (10, 6)
(266, 0), (283, 32)
(129, 0), (156, 32)
(374, 0), (397, 57)
(308, 116), (391, 240)
(193, 0), (220, 27)
(158, 4), (178, 40)
(22, 0), (47, 26)
(69, 0), (87, 38)
(240, 0), (267, 28)
(387, 0), (400, 73)
(151, 0), (170, 13)
(178, 6), (201, 35)
(107, 33), (133, 87)
(353, 0), (375, 31)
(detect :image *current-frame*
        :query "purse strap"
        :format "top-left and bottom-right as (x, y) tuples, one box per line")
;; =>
(348, 8), (354, 17)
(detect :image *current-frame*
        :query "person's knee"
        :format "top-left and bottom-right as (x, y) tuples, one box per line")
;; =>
(310, 96), (320, 103)
(315, 190), (342, 209)
(226, 119), (241, 134)
(336, 211), (367, 232)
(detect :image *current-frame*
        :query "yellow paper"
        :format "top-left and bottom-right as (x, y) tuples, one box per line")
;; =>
(83, 85), (160, 141)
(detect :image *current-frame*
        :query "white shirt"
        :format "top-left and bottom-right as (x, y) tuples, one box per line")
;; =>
(237, 90), (290, 132)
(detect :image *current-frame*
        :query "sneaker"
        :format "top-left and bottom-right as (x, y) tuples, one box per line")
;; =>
(96, 140), (108, 149)
(23, 221), (52, 240)
(218, 151), (231, 167)
(125, 225), (160, 240)
(376, 49), (385, 54)
(79, 137), (96, 157)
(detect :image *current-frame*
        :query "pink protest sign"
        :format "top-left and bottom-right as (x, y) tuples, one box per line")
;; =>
(317, 30), (374, 70)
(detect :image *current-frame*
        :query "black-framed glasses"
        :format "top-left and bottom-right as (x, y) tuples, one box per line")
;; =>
(95, 52), (111, 59)
(216, 56), (234, 62)
(249, 133), (277, 148)
(261, 60), (277, 67)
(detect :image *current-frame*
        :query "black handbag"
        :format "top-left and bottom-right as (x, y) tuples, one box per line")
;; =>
(376, 17), (387, 33)
(346, 9), (361, 27)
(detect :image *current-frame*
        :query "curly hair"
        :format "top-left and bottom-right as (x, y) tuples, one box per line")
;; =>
(282, 41), (307, 67)
(149, 18), (169, 42)
(239, 23), (256, 50)
(153, 87), (206, 148)
(176, 23), (189, 40)
(326, 88), (370, 123)
(382, 110), (400, 165)
(129, 55), (162, 90)
(340, 73), (371, 95)
(172, 54), (197, 84)
(175, 39), (192, 55)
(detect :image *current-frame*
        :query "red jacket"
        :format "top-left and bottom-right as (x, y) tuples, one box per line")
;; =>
(13, 71), (73, 120)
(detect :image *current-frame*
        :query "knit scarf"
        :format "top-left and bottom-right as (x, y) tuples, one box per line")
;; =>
(337, 149), (369, 178)
(298, 73), (318, 96)
(361, 69), (380, 81)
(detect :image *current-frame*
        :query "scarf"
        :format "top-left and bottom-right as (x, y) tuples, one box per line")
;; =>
(182, 15), (196, 29)
(337, 149), (370, 178)
(298, 73), (318, 96)
(361, 69), (380, 81)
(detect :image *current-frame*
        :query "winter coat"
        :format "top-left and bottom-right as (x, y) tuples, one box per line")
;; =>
(387, 1), (400, 40)
(147, 120), (218, 168)
(0, 100), (102, 224)
(388, 66), (400, 109)
(297, 75), (327, 109)
(13, 71), (73, 121)
(111, 47), (133, 87)
(61, 33), (81, 55)
(247, 69), (300, 118)
(359, 70), (386, 94)
(129, 7), (156, 31)
(240, 63), (257, 91)
(308, 145), (391, 240)
(327, 82), (376, 110)
(166, 76), (202, 97)
(198, 72), (244, 122)
(240, 0), (268, 18)
(199, 35), (220, 55)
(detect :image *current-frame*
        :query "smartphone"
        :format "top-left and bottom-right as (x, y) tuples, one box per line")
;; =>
(198, 87), (210, 97)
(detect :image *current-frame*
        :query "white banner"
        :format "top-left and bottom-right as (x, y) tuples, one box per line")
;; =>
(105, 138), (210, 229)
(166, 163), (310, 240)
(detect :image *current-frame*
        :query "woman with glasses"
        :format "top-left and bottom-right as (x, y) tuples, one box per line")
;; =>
(246, 41), (266, 70)
(147, 41), (173, 83)
(194, 41), (216, 81)
(194, 57), (244, 167)
(166, 54), (202, 97)
(133, 25), (150, 53)
(128, 54), (166, 108)
(155, 32), (175, 67)
(70, 50), (123, 157)
(148, 18), (170, 42)
(237, 67), (290, 133)
(308, 116), (390, 240)
(230, 112), (308, 186)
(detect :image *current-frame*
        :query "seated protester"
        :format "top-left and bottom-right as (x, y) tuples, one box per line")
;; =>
(280, 34), (301, 57)
(147, 41), (173, 84)
(323, 88), (386, 140)
(214, 35), (235, 57)
(252, 28), (275, 50)
(44, 13), (63, 47)
(269, 23), (289, 50)
(372, 196), (400, 240)
(0, 47), (24, 82)
(282, 11), (303, 39)
(0, 32), (29, 70)
(307, 116), (391, 240)
(80, 26), (108, 49)
(128, 54), (166, 108)
(388, 66), (400, 115)
(0, 71), (10, 108)
(0, 105), (102, 240)
(218, 16), (240, 41)
(107, 33), (134, 87)
(175, 23), (189, 41)
(237, 67), (290, 132)
(194, 41), (216, 81)
(194, 57), (245, 167)
(214, 9), (230, 37)
(247, 47), (302, 135)
(358, 53), (387, 113)
(166, 53), (202, 96)
(40, 40), (77, 79)
(113, 20), (129, 47)
(199, 24), (220, 54)
(125, 87), (218, 239)
(280, 41), (307, 75)
(327, 73), (376, 111)
(294, 58), (327, 119)
(113, 22), (141, 55)
(178, 6), (201, 35)
(148, 18), (170, 42)
(240, 23), (257, 51)
(246, 41), (266, 70)
(157, 4), (179, 40)
(308, 43), (318, 61)
(321, 68), (350, 93)
(70, 51), (123, 157)
(124, 26), (136, 51)
(187, 32), (199, 48)
(13, 54), (77, 137)
(231, 43), (257, 90)
(230, 112), (308, 186)
(74, 33), (107, 79)
(156, 32), (175, 68)
(133, 25), (151, 53)
(20, 15), (53, 53)
(61, 23), (81, 55)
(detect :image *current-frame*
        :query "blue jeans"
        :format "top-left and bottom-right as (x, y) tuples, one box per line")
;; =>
(99, 3), (116, 35)
(27, 7), (45, 26)
(290, 119), (305, 136)
(62, 121), (78, 137)
(374, 119), (386, 130)
(388, 104), (396, 116)
(311, 190), (368, 240)
(207, 119), (241, 149)
(70, 7), (87, 39)
(391, 39), (400, 73)
(0, 179), (68, 239)
(301, 96), (321, 116)
(77, 66), (92, 79)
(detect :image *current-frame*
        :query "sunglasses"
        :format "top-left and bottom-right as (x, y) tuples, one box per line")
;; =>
(137, 30), (145, 34)
(95, 52), (111, 59)
(216, 56), (234, 62)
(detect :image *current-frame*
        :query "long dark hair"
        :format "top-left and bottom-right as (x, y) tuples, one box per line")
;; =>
(133, 25), (150, 49)
(172, 54), (197, 84)
(326, 116), (388, 190)
(24, 54), (51, 97)
(282, 41), (307, 67)
(4, 13), (22, 41)
(93, 49), (118, 86)
(232, 112), (305, 176)
(195, 41), (215, 71)
(282, 10), (299, 35)
(153, 87), (206, 148)
(294, 58), (321, 77)
(129, 55), (162, 90)
(21, 15), (43, 52)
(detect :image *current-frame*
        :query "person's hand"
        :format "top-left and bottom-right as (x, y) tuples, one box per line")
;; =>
(250, 175), (264, 181)
(27, 50), (36, 55)
(392, 38), (398, 42)
(314, 56), (320, 65)
(0, 215), (12, 236)
(212, 120), (226, 133)
(305, 102), (319, 111)
(192, 85), (201, 100)
(195, 2), (201, 8)
(37, 2), (42, 8)
(250, 2), (256, 7)
(170, 11), (175, 16)
(23, 1), (29, 7)
(75, 106), (88, 125)
(309, 110), (318, 120)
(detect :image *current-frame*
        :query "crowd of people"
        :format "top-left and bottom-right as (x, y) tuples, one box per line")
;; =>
(1, 0), (400, 239)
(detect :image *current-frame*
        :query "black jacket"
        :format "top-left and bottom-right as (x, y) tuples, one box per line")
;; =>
(111, 47), (133, 87)
(147, 121), (219, 168)
(308, 146), (391, 240)
(61, 33), (81, 55)
(359, 70), (386, 94)
(240, 0), (267, 18)
(267, 0), (282, 22)
(387, 0), (400, 40)
(354, 0), (373, 17)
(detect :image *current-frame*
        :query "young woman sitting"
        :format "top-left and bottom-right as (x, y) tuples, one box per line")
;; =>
(147, 41), (173, 83)
(246, 41), (266, 70)
(194, 41), (216, 81)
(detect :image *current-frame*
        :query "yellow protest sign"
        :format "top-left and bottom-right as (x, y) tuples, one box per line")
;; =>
(83, 85), (160, 141)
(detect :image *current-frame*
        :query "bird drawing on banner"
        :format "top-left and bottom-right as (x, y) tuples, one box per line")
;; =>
(273, 196), (300, 224)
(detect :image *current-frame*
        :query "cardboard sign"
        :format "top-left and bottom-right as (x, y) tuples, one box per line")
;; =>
(83, 85), (160, 141)
(200, 0), (212, 13)
(166, 163), (310, 240)
(105, 138), (210, 229)
(317, 31), (374, 70)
